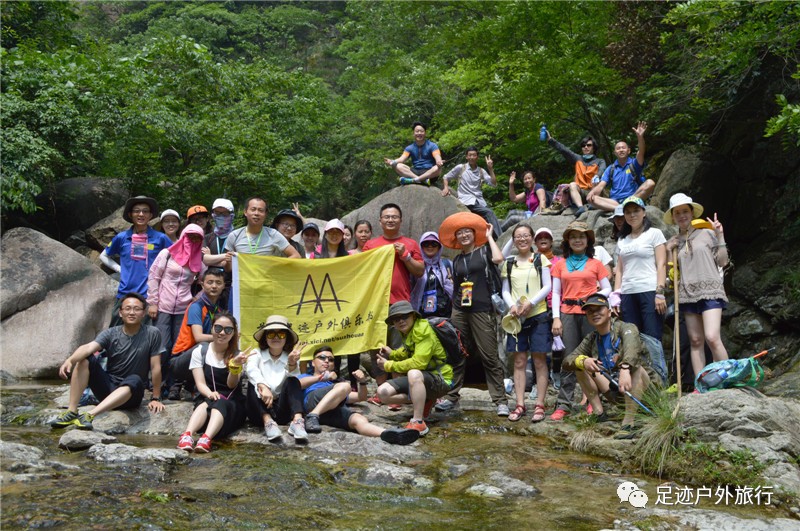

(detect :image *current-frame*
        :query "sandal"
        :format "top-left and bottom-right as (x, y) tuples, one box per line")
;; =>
(531, 404), (546, 423)
(508, 404), (527, 422)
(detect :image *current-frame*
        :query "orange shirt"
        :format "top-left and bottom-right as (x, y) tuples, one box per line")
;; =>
(550, 258), (609, 315)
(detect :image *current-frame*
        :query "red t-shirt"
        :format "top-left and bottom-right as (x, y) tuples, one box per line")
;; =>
(550, 258), (608, 315)
(362, 235), (422, 304)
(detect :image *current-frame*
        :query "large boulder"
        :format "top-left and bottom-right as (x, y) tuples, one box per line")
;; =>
(84, 206), (130, 252)
(1, 228), (118, 377)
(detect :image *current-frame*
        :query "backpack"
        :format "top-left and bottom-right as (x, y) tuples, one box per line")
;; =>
(640, 333), (667, 385)
(427, 316), (469, 368)
(694, 358), (765, 393)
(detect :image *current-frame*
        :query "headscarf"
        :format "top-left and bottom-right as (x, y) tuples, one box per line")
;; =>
(410, 231), (454, 311)
(167, 223), (204, 273)
(213, 212), (235, 237)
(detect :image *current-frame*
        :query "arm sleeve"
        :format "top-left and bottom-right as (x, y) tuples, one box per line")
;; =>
(149, 329), (165, 357)
(547, 138), (580, 163)
(94, 328), (113, 351)
(529, 265), (551, 307)
(551, 277), (562, 319)
(502, 277), (514, 307)
(99, 249), (122, 273)
(443, 165), (461, 182)
(600, 165), (612, 184)
(618, 323), (647, 369)
(598, 276), (612, 296)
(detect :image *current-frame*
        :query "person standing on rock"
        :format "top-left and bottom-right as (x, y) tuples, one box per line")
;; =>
(385, 122), (444, 186)
(51, 292), (165, 431)
(562, 293), (655, 439)
(435, 212), (509, 416)
(441, 147), (502, 239)
(202, 198), (236, 309)
(299, 345), (421, 445)
(100, 196), (173, 327)
(587, 122), (655, 213)
(544, 132), (607, 217)
(663, 193), (730, 379)
(376, 301), (454, 436)
(362, 203), (424, 403)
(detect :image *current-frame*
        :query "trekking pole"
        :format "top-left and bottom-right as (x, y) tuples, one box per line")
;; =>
(671, 248), (682, 419)
(597, 367), (654, 416)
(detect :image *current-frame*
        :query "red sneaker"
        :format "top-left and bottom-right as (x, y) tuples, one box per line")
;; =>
(177, 431), (194, 452)
(404, 419), (429, 436)
(388, 403), (403, 411)
(194, 433), (212, 453)
(549, 408), (569, 421)
(367, 394), (382, 405)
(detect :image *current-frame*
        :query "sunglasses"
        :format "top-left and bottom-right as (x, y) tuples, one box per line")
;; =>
(315, 355), (334, 362)
(266, 331), (286, 340)
(213, 324), (235, 334)
(389, 313), (412, 324)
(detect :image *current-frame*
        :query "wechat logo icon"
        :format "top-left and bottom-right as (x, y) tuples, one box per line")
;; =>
(617, 481), (649, 508)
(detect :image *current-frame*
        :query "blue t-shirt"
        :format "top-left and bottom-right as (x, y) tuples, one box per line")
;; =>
(106, 227), (173, 298)
(186, 298), (215, 332)
(596, 333), (618, 370)
(601, 157), (645, 202)
(303, 379), (334, 409)
(403, 140), (440, 171)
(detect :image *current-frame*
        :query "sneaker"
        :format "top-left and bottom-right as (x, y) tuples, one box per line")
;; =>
(434, 398), (459, 412)
(167, 384), (182, 401)
(195, 433), (212, 453)
(614, 424), (637, 440)
(177, 431), (194, 451)
(422, 399), (435, 419)
(264, 420), (282, 442)
(404, 419), (429, 436)
(586, 403), (593, 415)
(549, 408), (569, 421)
(388, 403), (403, 412)
(367, 394), (383, 406)
(496, 403), (510, 417)
(50, 410), (79, 429)
(288, 418), (308, 442)
(78, 389), (99, 407)
(551, 372), (561, 390)
(305, 414), (322, 434)
(594, 411), (611, 423)
(399, 177), (414, 186)
(380, 427), (420, 445)
(528, 386), (538, 401)
(573, 206), (587, 218)
(74, 412), (95, 430)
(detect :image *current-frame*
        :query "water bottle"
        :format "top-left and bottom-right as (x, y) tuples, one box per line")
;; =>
(540, 125), (547, 142)
(491, 293), (508, 314)
(700, 370), (724, 388)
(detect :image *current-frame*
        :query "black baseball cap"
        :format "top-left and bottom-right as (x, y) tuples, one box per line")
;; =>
(581, 293), (609, 310)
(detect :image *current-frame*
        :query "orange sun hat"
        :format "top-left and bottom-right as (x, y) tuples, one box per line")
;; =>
(438, 212), (489, 249)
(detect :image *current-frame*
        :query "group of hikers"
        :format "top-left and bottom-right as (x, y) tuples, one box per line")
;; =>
(51, 122), (731, 451)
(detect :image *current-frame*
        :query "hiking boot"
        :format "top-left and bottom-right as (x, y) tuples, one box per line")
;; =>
(434, 398), (459, 412)
(288, 418), (308, 442)
(404, 419), (429, 436)
(549, 408), (569, 421)
(74, 412), (95, 430)
(367, 394), (383, 406)
(50, 410), (79, 429)
(305, 414), (322, 434)
(541, 201), (564, 215)
(399, 177), (414, 186)
(380, 427), (420, 445)
(177, 431), (194, 451)
(264, 420), (282, 442)
(422, 399), (435, 419)
(195, 434), (212, 453)
(496, 403), (510, 417)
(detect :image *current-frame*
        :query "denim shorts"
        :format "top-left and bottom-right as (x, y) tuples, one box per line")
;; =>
(680, 298), (727, 315)
(505, 312), (552, 353)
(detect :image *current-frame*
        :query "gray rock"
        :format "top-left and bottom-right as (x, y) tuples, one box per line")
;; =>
(466, 483), (504, 498)
(0, 229), (118, 377)
(357, 462), (434, 491)
(84, 206), (133, 253)
(649, 148), (709, 212)
(647, 507), (799, 531)
(729, 310), (774, 339)
(85, 443), (190, 464)
(487, 471), (540, 497)
(680, 389), (800, 492)
(0, 441), (44, 466)
(58, 430), (117, 451)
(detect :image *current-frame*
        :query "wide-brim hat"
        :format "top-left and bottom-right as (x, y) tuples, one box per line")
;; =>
(663, 193), (704, 225)
(253, 315), (299, 344)
(562, 220), (595, 247)
(501, 314), (522, 335)
(123, 196), (159, 223)
(385, 300), (421, 325)
(439, 212), (488, 249)
(271, 209), (303, 233)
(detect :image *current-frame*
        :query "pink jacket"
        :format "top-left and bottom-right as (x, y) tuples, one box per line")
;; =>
(146, 249), (206, 315)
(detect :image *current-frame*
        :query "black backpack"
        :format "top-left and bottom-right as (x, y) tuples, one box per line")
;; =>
(427, 316), (469, 368)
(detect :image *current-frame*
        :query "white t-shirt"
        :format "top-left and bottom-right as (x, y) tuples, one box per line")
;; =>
(189, 343), (227, 370)
(594, 245), (613, 266)
(616, 227), (666, 294)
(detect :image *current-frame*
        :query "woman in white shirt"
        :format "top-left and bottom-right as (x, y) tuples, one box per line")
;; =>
(245, 315), (308, 443)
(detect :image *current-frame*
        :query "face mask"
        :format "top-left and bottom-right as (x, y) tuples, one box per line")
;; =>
(582, 153), (595, 162)
(213, 213), (234, 236)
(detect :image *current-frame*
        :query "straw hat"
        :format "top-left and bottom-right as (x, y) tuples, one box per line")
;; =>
(562, 220), (595, 247)
(439, 212), (488, 249)
(253, 315), (299, 344)
(663, 193), (704, 225)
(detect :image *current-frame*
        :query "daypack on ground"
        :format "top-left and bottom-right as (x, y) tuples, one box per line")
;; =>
(427, 316), (469, 368)
(694, 358), (765, 393)
(640, 332), (668, 385)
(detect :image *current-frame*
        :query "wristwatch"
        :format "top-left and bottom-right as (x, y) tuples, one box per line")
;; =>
(151, 396), (162, 402)
(619, 363), (631, 371)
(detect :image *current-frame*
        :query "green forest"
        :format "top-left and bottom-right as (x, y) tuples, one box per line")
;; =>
(3, 0), (799, 220)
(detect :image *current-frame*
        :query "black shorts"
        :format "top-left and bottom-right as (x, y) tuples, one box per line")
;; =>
(387, 371), (451, 400)
(87, 355), (145, 410)
(305, 386), (355, 430)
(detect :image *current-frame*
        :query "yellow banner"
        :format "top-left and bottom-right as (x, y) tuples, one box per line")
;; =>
(233, 246), (394, 360)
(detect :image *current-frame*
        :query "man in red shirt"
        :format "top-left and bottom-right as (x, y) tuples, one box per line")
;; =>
(362, 203), (424, 396)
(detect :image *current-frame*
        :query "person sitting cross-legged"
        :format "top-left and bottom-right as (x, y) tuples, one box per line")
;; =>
(299, 346), (420, 445)
(562, 293), (655, 439)
(376, 301), (454, 436)
(52, 292), (165, 431)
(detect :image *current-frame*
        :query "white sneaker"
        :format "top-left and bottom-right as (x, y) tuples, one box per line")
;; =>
(496, 403), (510, 416)
(434, 398), (459, 412)
(264, 421), (282, 441)
(529, 387), (538, 401)
(287, 418), (308, 442)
